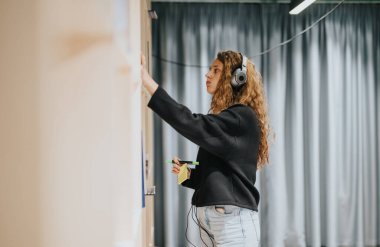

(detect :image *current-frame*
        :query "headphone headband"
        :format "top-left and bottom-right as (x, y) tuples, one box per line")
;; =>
(241, 53), (247, 70)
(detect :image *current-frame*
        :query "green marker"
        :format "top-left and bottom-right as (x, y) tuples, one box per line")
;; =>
(167, 160), (199, 165)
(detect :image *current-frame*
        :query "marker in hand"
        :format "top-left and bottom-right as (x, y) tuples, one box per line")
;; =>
(169, 159), (197, 184)
(167, 160), (199, 165)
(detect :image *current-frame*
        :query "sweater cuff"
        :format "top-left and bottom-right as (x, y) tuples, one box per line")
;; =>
(147, 86), (166, 110)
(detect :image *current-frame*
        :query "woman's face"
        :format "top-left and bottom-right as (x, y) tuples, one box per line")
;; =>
(205, 59), (223, 95)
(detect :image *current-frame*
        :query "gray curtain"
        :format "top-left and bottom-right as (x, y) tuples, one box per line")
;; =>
(151, 3), (380, 247)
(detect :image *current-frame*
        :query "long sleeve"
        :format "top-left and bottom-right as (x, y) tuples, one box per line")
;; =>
(147, 86), (240, 160)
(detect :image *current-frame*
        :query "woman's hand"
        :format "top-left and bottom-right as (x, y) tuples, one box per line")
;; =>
(171, 156), (182, 175)
(141, 54), (158, 95)
(171, 156), (191, 179)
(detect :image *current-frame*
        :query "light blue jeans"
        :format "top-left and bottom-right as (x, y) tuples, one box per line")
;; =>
(195, 205), (260, 247)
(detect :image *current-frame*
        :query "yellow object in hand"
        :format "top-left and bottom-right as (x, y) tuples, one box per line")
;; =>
(177, 164), (189, 184)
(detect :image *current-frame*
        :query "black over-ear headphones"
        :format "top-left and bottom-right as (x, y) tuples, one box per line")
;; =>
(231, 53), (248, 88)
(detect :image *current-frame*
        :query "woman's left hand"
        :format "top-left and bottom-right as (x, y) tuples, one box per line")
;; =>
(171, 156), (191, 179)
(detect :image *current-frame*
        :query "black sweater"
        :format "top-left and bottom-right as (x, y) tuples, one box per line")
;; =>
(148, 86), (261, 211)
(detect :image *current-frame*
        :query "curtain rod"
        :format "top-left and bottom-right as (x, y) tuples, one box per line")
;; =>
(152, 0), (380, 3)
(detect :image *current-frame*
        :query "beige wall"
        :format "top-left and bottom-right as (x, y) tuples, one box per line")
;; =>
(141, 0), (155, 246)
(0, 1), (41, 246)
(0, 0), (145, 246)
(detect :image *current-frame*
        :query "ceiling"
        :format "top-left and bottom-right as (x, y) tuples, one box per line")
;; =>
(152, 0), (380, 3)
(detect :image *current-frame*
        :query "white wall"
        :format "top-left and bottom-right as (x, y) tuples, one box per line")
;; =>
(0, 0), (143, 246)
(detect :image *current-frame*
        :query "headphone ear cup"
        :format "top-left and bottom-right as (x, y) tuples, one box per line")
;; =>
(231, 68), (247, 88)
(231, 69), (239, 88)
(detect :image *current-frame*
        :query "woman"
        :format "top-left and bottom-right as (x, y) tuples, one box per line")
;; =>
(141, 50), (269, 247)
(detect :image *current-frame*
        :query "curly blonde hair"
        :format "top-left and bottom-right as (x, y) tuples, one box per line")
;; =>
(210, 50), (270, 169)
